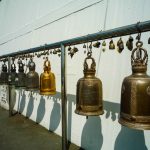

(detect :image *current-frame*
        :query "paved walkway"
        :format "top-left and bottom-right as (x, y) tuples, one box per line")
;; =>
(0, 107), (81, 150)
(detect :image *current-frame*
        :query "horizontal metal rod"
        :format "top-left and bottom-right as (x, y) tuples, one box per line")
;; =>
(0, 20), (150, 59)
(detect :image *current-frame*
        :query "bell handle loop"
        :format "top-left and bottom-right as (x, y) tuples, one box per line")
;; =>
(44, 57), (51, 68)
(84, 56), (96, 71)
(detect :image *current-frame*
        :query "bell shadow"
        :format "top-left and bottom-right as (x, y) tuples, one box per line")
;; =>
(18, 90), (26, 114)
(114, 126), (148, 150)
(49, 94), (61, 131)
(36, 96), (46, 124)
(81, 116), (103, 150)
(104, 100), (120, 121)
(10, 85), (17, 113)
(26, 94), (34, 118)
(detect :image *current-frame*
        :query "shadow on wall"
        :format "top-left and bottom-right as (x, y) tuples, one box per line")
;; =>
(81, 116), (103, 150)
(18, 90), (26, 113)
(36, 96), (46, 123)
(49, 92), (61, 131)
(26, 93), (34, 118)
(114, 126), (148, 150)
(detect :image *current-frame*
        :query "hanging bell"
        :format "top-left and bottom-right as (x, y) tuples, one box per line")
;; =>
(102, 40), (106, 52)
(0, 61), (9, 85)
(40, 57), (56, 95)
(9, 59), (17, 85)
(109, 39), (115, 50)
(117, 38), (124, 53)
(26, 58), (39, 90)
(75, 53), (103, 116)
(126, 36), (134, 51)
(15, 59), (26, 88)
(119, 41), (150, 130)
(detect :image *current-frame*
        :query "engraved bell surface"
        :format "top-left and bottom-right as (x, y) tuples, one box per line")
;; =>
(26, 58), (39, 90)
(119, 41), (150, 130)
(75, 53), (103, 116)
(40, 57), (56, 95)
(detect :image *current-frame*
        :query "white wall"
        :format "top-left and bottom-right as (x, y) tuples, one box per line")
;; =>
(0, 0), (150, 149)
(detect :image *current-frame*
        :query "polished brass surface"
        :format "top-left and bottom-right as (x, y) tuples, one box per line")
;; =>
(0, 62), (9, 84)
(15, 59), (26, 88)
(40, 57), (56, 95)
(119, 41), (150, 130)
(75, 53), (103, 116)
(26, 58), (39, 90)
(9, 60), (17, 85)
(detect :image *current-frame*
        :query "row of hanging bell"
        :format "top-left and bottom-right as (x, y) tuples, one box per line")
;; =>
(0, 61), (9, 84)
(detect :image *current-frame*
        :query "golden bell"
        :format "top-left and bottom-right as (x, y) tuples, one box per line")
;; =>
(75, 53), (103, 116)
(40, 57), (56, 95)
(26, 58), (39, 90)
(119, 41), (150, 130)
(15, 59), (26, 88)
(0, 62), (9, 85)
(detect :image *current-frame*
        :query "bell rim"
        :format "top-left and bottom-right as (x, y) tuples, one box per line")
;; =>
(119, 118), (150, 130)
(75, 109), (104, 116)
(40, 91), (56, 95)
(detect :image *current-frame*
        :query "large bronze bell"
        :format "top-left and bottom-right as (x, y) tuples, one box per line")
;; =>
(26, 58), (39, 90)
(40, 57), (56, 95)
(75, 53), (103, 116)
(0, 61), (9, 84)
(15, 59), (26, 88)
(9, 59), (17, 85)
(119, 40), (150, 130)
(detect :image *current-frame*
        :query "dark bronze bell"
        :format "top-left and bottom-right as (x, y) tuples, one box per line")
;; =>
(117, 38), (124, 53)
(15, 59), (26, 88)
(40, 57), (56, 95)
(75, 53), (103, 116)
(26, 58), (39, 90)
(119, 40), (150, 130)
(109, 39), (115, 50)
(0, 61), (9, 84)
(9, 59), (17, 85)
(126, 36), (133, 51)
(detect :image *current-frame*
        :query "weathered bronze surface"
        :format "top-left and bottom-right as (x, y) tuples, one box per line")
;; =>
(119, 41), (150, 130)
(75, 53), (103, 116)
(109, 39), (115, 50)
(15, 59), (26, 88)
(9, 60), (17, 85)
(26, 58), (39, 90)
(40, 57), (56, 95)
(0, 62), (9, 84)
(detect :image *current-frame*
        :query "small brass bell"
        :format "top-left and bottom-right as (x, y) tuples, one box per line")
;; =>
(119, 41), (150, 130)
(102, 40), (106, 52)
(9, 59), (17, 85)
(126, 36), (133, 51)
(93, 41), (101, 48)
(0, 61), (9, 85)
(15, 59), (26, 88)
(117, 38), (124, 53)
(109, 39), (115, 50)
(40, 57), (56, 95)
(26, 58), (39, 90)
(75, 53), (103, 116)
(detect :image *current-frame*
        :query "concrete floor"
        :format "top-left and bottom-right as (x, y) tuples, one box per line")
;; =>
(0, 107), (82, 150)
